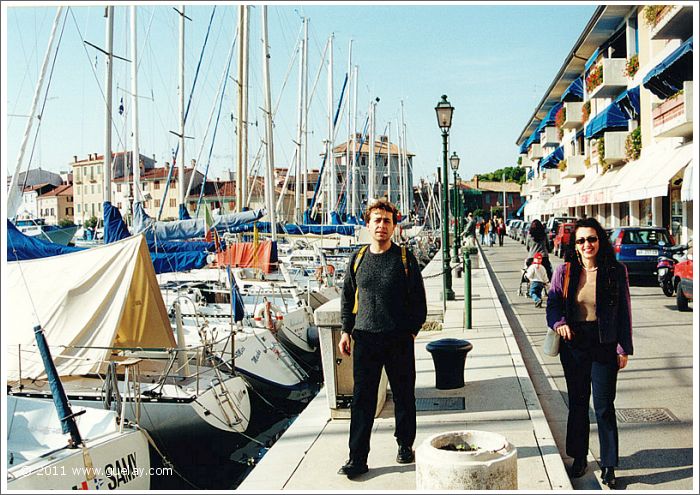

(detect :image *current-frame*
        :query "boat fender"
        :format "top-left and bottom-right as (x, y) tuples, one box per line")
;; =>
(253, 302), (284, 331)
(306, 325), (320, 348)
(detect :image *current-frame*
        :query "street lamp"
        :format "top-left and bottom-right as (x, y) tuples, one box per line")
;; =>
(435, 95), (455, 302)
(450, 151), (460, 262)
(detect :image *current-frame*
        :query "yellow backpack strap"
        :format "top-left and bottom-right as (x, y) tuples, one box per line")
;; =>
(352, 246), (369, 314)
(401, 245), (409, 278)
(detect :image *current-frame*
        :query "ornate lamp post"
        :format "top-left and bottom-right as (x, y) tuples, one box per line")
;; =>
(450, 151), (461, 262)
(435, 95), (455, 302)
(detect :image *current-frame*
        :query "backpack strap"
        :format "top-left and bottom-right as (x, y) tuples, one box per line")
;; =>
(401, 245), (409, 279)
(352, 245), (369, 314)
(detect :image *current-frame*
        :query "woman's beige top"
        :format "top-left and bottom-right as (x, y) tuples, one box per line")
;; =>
(574, 268), (597, 321)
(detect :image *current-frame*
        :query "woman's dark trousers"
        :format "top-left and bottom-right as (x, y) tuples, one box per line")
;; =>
(559, 322), (620, 467)
(349, 331), (416, 463)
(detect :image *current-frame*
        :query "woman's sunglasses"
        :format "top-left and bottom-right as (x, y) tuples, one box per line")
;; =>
(575, 236), (599, 245)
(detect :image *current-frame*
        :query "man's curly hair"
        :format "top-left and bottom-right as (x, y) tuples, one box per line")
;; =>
(363, 197), (399, 224)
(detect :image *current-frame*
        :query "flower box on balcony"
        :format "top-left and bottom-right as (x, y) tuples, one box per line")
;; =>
(653, 81), (693, 138)
(562, 155), (586, 179)
(544, 169), (561, 187)
(588, 58), (628, 99)
(651, 5), (693, 40)
(540, 126), (559, 147)
(562, 102), (584, 129)
(527, 143), (543, 160)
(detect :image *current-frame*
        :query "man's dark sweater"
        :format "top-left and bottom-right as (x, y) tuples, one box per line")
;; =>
(341, 243), (427, 336)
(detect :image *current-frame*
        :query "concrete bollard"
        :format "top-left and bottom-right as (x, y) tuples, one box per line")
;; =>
(416, 430), (517, 490)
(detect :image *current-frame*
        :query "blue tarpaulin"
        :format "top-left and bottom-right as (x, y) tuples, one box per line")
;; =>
(616, 86), (641, 119)
(584, 99), (629, 139)
(7, 220), (85, 261)
(540, 146), (565, 169)
(179, 204), (191, 220)
(150, 250), (209, 274)
(643, 36), (693, 99)
(103, 202), (131, 244)
(560, 77), (584, 102)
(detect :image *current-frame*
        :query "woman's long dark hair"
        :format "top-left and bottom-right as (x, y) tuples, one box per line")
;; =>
(529, 219), (546, 242)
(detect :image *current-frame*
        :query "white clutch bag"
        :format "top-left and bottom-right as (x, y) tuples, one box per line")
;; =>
(543, 328), (560, 357)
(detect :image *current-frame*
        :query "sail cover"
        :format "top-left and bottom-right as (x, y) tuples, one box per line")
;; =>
(6, 235), (176, 382)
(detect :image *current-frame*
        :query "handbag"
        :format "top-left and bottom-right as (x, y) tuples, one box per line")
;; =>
(542, 263), (570, 357)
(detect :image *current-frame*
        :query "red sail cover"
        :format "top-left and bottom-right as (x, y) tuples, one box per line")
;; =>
(215, 240), (275, 273)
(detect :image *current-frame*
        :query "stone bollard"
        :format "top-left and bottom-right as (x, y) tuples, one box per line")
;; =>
(416, 430), (517, 490)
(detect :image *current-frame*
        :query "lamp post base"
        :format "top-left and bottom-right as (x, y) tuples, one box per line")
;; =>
(445, 288), (455, 301)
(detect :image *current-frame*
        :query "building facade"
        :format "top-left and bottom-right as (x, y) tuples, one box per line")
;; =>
(37, 184), (74, 225)
(517, 5), (693, 245)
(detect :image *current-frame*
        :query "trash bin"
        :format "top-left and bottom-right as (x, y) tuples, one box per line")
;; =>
(426, 338), (473, 390)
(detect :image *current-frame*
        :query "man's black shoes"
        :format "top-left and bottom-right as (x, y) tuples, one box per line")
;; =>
(601, 467), (616, 489)
(396, 445), (415, 464)
(337, 459), (368, 479)
(570, 457), (587, 478)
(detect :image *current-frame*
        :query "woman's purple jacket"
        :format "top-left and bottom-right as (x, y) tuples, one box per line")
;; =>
(546, 262), (633, 356)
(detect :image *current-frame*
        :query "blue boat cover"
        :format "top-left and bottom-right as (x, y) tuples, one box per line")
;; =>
(179, 204), (191, 220)
(7, 220), (85, 261)
(133, 201), (265, 241)
(150, 250), (209, 274)
(225, 221), (357, 236)
(540, 146), (565, 169)
(560, 77), (584, 102)
(643, 36), (693, 99)
(226, 266), (246, 322)
(615, 86), (641, 119)
(584, 99), (629, 139)
(330, 211), (343, 225)
(584, 48), (600, 72)
(103, 202), (131, 244)
(149, 239), (217, 253)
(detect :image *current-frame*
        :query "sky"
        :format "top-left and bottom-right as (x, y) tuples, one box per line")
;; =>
(3, 1), (598, 186)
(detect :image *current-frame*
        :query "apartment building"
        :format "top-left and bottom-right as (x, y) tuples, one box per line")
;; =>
(37, 184), (74, 225)
(516, 5), (694, 244)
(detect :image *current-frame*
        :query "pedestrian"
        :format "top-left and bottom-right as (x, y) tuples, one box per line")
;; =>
(546, 217), (632, 489)
(525, 252), (549, 307)
(463, 212), (477, 247)
(488, 218), (497, 246)
(528, 219), (553, 280)
(478, 220), (486, 244)
(338, 198), (427, 479)
(497, 218), (506, 247)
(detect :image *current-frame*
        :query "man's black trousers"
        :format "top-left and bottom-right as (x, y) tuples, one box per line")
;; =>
(349, 330), (416, 462)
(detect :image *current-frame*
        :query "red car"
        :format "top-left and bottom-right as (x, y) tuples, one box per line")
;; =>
(675, 257), (693, 311)
(553, 222), (576, 258)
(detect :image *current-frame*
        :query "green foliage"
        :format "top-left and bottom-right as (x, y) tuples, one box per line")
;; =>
(625, 127), (642, 162)
(472, 208), (485, 220)
(58, 218), (76, 227)
(643, 5), (667, 27)
(597, 137), (611, 172)
(84, 216), (99, 229)
(624, 54), (639, 78)
(477, 166), (526, 185)
(557, 159), (567, 172)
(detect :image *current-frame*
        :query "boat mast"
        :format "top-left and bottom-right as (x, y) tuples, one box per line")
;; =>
(261, 6), (277, 240)
(326, 34), (335, 224)
(351, 65), (358, 218)
(386, 121), (391, 202)
(302, 18), (309, 220)
(178, 5), (186, 213)
(294, 20), (305, 223)
(236, 5), (247, 212)
(7, 7), (64, 219)
(131, 5), (142, 220)
(401, 99), (408, 214)
(397, 117), (404, 213)
(345, 39), (353, 219)
(368, 98), (377, 201)
(103, 6), (113, 204)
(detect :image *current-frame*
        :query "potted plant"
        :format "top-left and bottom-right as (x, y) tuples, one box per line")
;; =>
(586, 65), (604, 93)
(643, 5), (668, 27)
(624, 54), (639, 78)
(625, 127), (642, 162)
(597, 137), (612, 172)
(555, 107), (566, 139)
(582, 101), (591, 122)
(557, 159), (567, 172)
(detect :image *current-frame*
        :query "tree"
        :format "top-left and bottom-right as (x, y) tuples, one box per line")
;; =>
(58, 218), (75, 227)
(84, 216), (99, 229)
(477, 166), (526, 185)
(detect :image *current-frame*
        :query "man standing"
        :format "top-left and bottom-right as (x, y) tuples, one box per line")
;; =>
(463, 212), (477, 247)
(338, 198), (427, 479)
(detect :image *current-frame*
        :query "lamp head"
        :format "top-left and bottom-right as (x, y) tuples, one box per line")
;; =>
(435, 95), (454, 133)
(450, 152), (460, 172)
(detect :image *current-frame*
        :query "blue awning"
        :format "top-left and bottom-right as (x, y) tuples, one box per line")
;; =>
(527, 168), (535, 180)
(517, 200), (528, 216)
(616, 86), (641, 119)
(584, 99), (629, 139)
(560, 77), (584, 102)
(540, 146), (565, 169)
(543, 102), (563, 127)
(584, 48), (600, 72)
(643, 36), (693, 99)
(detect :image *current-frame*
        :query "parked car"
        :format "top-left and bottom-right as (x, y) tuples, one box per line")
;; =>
(518, 221), (531, 244)
(509, 220), (522, 239)
(674, 238), (693, 311)
(545, 216), (578, 251)
(553, 222), (576, 258)
(609, 226), (674, 278)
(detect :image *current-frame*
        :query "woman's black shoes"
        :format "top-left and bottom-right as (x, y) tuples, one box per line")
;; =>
(570, 457), (587, 478)
(601, 467), (616, 489)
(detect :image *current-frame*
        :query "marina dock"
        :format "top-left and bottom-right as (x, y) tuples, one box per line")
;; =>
(239, 245), (572, 490)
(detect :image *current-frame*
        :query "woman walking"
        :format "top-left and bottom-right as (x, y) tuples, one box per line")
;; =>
(528, 219), (553, 280)
(546, 217), (633, 489)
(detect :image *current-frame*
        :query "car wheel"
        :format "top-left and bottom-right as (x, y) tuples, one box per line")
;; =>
(676, 287), (689, 311)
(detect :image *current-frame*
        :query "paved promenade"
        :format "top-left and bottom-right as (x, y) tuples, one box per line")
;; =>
(239, 246), (574, 490)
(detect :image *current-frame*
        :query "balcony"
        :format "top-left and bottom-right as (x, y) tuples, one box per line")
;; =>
(562, 102), (584, 129)
(561, 155), (586, 179)
(650, 5), (693, 40)
(527, 143), (543, 160)
(521, 182), (530, 196)
(519, 156), (536, 169)
(591, 131), (629, 167)
(543, 169), (561, 187)
(588, 58), (628, 99)
(540, 126), (559, 147)
(652, 81), (693, 139)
